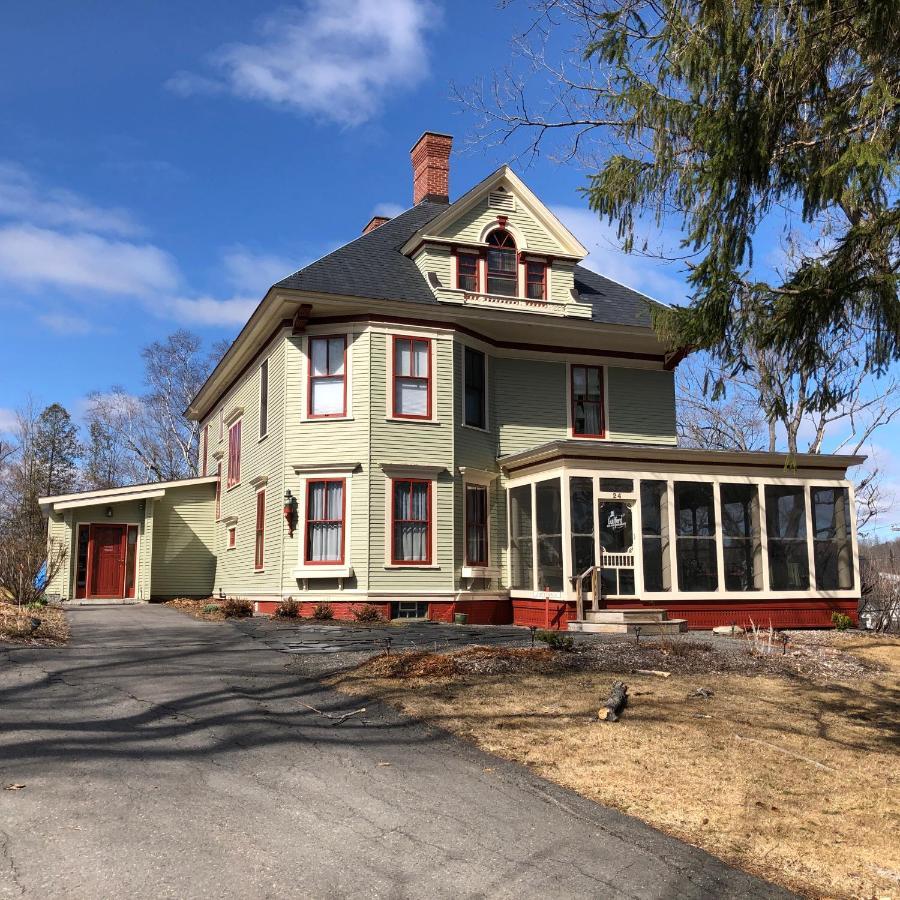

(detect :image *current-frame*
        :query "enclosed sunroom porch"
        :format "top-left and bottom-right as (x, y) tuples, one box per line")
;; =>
(500, 442), (862, 630)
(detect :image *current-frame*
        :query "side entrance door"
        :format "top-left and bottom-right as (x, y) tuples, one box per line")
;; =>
(89, 525), (126, 598)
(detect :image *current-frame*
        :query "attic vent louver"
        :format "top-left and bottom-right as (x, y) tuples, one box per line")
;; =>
(488, 190), (515, 212)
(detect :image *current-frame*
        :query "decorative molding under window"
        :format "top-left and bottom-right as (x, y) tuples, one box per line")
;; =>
(249, 474), (269, 488)
(291, 564), (354, 580)
(292, 462), (361, 475)
(223, 406), (244, 426)
(381, 463), (447, 478)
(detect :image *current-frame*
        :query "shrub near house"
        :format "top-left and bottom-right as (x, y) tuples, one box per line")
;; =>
(40, 133), (863, 630)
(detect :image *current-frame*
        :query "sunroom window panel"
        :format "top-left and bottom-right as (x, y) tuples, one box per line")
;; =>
(536, 478), (563, 591)
(509, 485), (533, 590)
(811, 487), (854, 590)
(570, 476), (595, 577)
(765, 485), (810, 590)
(720, 483), (762, 591)
(640, 481), (670, 592)
(674, 481), (718, 591)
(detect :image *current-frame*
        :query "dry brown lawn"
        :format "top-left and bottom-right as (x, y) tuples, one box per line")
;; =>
(0, 601), (68, 645)
(333, 635), (900, 899)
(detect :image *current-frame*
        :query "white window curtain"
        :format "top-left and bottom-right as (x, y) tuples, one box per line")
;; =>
(393, 481), (429, 561)
(394, 340), (429, 416)
(310, 337), (345, 416)
(306, 481), (343, 561)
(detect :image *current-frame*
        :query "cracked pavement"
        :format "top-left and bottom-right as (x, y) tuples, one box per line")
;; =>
(0, 605), (793, 899)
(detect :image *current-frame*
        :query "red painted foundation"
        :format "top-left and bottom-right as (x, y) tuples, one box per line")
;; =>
(253, 597), (511, 624)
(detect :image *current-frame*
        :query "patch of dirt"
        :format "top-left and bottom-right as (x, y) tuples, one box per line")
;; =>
(333, 636), (900, 898)
(0, 601), (68, 645)
(164, 598), (225, 621)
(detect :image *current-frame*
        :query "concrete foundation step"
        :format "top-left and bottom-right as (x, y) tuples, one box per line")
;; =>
(583, 609), (670, 624)
(569, 618), (688, 635)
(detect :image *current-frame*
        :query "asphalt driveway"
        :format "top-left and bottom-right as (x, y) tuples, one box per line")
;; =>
(0, 605), (792, 899)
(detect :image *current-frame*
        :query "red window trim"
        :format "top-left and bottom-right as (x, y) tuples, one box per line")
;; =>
(200, 424), (208, 476)
(254, 489), (265, 571)
(455, 250), (480, 293)
(390, 478), (432, 566)
(525, 260), (546, 301)
(227, 526), (236, 549)
(464, 483), (489, 567)
(570, 364), (606, 438)
(303, 478), (346, 565)
(391, 335), (433, 420)
(215, 462), (222, 520)
(307, 334), (347, 419)
(486, 229), (518, 296)
(227, 419), (242, 487)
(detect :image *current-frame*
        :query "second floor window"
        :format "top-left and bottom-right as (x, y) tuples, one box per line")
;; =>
(227, 419), (241, 487)
(215, 462), (221, 519)
(463, 346), (486, 429)
(526, 261), (546, 300)
(254, 490), (265, 571)
(393, 336), (431, 419)
(486, 229), (517, 296)
(200, 424), (208, 476)
(309, 336), (346, 418)
(305, 479), (345, 564)
(571, 365), (604, 437)
(457, 252), (479, 292)
(259, 359), (269, 437)
(392, 479), (431, 564)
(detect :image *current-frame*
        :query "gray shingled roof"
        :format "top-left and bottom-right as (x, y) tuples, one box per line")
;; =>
(275, 200), (666, 327)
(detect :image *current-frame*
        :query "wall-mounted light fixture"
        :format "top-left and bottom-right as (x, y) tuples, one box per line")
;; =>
(283, 489), (298, 537)
(105, 507), (114, 518)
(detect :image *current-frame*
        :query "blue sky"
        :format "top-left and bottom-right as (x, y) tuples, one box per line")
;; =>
(1, 0), (897, 534)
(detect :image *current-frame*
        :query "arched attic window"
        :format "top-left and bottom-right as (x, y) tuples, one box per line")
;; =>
(486, 229), (518, 296)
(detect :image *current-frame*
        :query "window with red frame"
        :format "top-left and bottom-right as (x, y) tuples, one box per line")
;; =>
(227, 526), (236, 548)
(254, 490), (265, 570)
(571, 365), (605, 437)
(525, 261), (546, 300)
(200, 424), (208, 476)
(465, 484), (489, 566)
(392, 479), (431, 564)
(215, 462), (221, 519)
(227, 419), (241, 487)
(308, 336), (346, 418)
(305, 479), (345, 563)
(457, 252), (479, 292)
(486, 229), (517, 296)
(392, 337), (431, 418)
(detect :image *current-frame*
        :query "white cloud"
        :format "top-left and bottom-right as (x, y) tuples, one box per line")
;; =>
(552, 204), (687, 307)
(372, 202), (405, 219)
(222, 246), (295, 294)
(167, 0), (439, 126)
(38, 313), (97, 335)
(0, 225), (180, 297)
(0, 407), (17, 435)
(159, 295), (259, 327)
(0, 161), (140, 236)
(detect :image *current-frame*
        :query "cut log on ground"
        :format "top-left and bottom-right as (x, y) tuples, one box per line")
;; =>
(598, 681), (628, 722)
(635, 669), (671, 678)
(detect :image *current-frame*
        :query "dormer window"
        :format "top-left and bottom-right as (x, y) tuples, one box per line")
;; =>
(526, 260), (546, 301)
(486, 229), (517, 296)
(457, 251), (479, 292)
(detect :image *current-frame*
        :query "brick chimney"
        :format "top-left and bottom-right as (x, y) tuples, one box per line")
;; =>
(411, 131), (452, 205)
(363, 215), (390, 235)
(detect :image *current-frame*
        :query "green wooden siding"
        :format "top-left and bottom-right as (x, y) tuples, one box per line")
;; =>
(439, 195), (563, 255)
(606, 367), (677, 445)
(413, 245), (453, 290)
(493, 357), (568, 456)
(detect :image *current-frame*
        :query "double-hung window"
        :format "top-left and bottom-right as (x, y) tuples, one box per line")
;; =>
(227, 420), (241, 488)
(391, 479), (431, 564)
(259, 359), (269, 437)
(254, 490), (265, 570)
(525, 261), (546, 300)
(305, 480), (345, 564)
(571, 365), (604, 437)
(215, 462), (221, 519)
(392, 337), (431, 419)
(308, 336), (346, 418)
(457, 252), (479, 292)
(463, 346), (486, 429)
(486, 229), (517, 296)
(465, 484), (488, 566)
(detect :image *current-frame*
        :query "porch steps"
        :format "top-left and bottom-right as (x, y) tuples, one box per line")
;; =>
(568, 608), (688, 635)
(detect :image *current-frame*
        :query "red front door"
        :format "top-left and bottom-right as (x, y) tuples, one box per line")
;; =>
(89, 525), (126, 598)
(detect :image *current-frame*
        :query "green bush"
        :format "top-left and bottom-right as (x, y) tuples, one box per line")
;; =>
(351, 603), (383, 623)
(535, 629), (575, 651)
(275, 597), (301, 618)
(312, 602), (334, 620)
(831, 611), (852, 631)
(220, 597), (253, 619)
(202, 603), (220, 615)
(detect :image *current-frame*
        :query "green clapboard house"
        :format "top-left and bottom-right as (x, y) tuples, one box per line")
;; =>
(41, 133), (863, 630)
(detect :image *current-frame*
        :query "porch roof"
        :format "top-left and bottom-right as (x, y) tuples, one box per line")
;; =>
(497, 440), (866, 477)
(39, 476), (219, 513)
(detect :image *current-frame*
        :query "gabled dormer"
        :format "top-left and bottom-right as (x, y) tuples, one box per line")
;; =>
(401, 139), (593, 319)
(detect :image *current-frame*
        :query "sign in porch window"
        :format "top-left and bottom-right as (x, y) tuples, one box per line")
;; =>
(465, 484), (488, 566)
(674, 482), (718, 591)
(457, 252), (479, 292)
(571, 365), (604, 437)
(536, 478), (564, 591)
(254, 490), (265, 571)
(227, 420), (241, 487)
(392, 337), (431, 419)
(720, 484), (761, 590)
(570, 477), (594, 578)
(765, 485), (809, 590)
(305, 480), (345, 564)
(811, 487), (853, 590)
(391, 479), (431, 564)
(463, 346), (486, 429)
(308, 336), (346, 418)
(640, 481), (670, 592)
(509, 485), (533, 590)
(525, 261), (546, 300)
